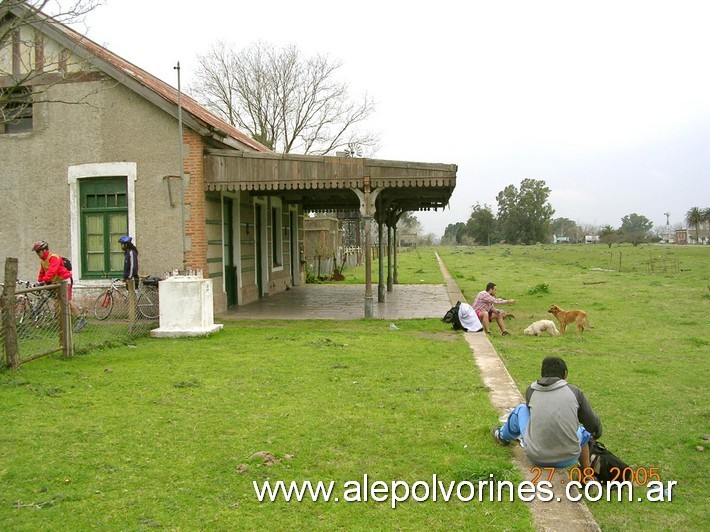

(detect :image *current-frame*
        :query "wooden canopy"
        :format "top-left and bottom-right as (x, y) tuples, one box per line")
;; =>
(204, 149), (457, 214)
(204, 148), (457, 317)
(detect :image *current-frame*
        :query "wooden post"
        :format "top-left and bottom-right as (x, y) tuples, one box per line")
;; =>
(386, 221), (393, 292)
(393, 222), (399, 285)
(2, 258), (20, 370)
(58, 280), (73, 358)
(377, 219), (385, 302)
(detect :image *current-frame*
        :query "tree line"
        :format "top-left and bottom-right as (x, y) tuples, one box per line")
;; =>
(442, 179), (710, 247)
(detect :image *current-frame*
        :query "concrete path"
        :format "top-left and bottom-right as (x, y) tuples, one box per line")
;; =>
(435, 253), (600, 532)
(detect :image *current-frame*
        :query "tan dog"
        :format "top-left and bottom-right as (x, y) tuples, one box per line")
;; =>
(548, 304), (593, 334)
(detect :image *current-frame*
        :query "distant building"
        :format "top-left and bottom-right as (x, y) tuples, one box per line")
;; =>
(585, 235), (599, 244)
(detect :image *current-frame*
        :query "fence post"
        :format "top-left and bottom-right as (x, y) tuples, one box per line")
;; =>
(2, 258), (20, 370)
(58, 280), (74, 358)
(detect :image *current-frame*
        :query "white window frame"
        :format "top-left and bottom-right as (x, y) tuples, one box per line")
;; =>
(68, 162), (137, 284)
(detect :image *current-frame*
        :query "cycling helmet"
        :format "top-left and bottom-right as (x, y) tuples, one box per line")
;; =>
(32, 240), (49, 252)
(118, 236), (132, 244)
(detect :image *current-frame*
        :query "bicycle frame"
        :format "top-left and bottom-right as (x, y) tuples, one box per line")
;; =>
(94, 279), (159, 320)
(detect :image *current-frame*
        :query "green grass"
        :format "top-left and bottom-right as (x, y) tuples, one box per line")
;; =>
(2, 243), (708, 530)
(438, 243), (710, 530)
(334, 247), (445, 285)
(0, 320), (529, 530)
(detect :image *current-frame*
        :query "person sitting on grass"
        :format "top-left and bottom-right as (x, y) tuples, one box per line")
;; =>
(492, 357), (602, 472)
(472, 282), (516, 335)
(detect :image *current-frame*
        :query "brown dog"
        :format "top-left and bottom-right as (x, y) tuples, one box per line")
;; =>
(548, 304), (593, 334)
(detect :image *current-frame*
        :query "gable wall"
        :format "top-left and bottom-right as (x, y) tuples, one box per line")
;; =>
(0, 77), (186, 289)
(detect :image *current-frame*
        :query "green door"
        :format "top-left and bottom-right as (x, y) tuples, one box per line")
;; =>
(223, 199), (237, 307)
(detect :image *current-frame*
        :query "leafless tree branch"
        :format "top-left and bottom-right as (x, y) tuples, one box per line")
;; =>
(1, 0), (106, 125)
(189, 41), (379, 155)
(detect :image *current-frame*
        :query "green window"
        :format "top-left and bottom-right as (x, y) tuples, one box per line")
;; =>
(80, 177), (128, 278)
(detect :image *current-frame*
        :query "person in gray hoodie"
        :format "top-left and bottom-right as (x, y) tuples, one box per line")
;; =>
(492, 357), (602, 470)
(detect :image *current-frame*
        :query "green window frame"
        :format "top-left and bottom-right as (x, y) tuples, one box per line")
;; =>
(80, 177), (128, 278)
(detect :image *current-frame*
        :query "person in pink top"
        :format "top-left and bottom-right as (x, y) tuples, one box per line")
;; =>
(472, 282), (516, 335)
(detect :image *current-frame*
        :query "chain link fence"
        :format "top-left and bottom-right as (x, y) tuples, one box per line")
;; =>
(75, 279), (159, 354)
(2, 258), (159, 369)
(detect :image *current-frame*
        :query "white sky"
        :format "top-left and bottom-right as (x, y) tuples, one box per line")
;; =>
(73, 0), (710, 237)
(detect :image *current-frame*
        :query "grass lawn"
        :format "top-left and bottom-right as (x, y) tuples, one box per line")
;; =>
(2, 243), (707, 530)
(0, 319), (530, 530)
(438, 243), (709, 530)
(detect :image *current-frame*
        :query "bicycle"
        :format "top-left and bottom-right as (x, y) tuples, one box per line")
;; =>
(14, 280), (56, 326)
(93, 278), (160, 320)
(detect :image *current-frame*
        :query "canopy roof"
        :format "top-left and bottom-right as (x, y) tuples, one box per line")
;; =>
(205, 149), (457, 214)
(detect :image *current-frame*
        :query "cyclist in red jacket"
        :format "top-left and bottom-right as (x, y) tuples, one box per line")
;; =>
(32, 240), (87, 332)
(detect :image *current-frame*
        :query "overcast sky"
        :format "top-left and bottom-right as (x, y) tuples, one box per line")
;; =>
(73, 0), (710, 237)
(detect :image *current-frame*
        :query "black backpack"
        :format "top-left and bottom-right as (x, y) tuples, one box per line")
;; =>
(62, 257), (72, 271)
(590, 440), (632, 482)
(442, 301), (465, 331)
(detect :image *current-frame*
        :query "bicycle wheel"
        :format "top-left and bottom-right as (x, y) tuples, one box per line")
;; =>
(137, 289), (159, 319)
(14, 295), (29, 324)
(94, 290), (114, 320)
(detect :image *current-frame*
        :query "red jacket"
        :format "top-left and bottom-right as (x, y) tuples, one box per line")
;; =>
(38, 252), (71, 284)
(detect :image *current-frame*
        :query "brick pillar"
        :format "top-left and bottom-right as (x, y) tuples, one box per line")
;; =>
(182, 129), (208, 275)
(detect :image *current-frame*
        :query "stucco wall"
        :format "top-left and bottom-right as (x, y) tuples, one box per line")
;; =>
(0, 78), (185, 288)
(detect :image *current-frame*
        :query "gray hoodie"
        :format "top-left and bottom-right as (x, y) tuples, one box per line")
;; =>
(523, 377), (602, 465)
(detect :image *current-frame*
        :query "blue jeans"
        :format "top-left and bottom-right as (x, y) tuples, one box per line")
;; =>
(499, 404), (591, 468)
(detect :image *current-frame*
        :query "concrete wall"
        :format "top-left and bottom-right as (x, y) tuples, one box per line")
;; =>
(0, 79), (185, 299)
(0, 68), (304, 313)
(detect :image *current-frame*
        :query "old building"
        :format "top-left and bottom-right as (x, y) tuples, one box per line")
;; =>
(0, 3), (456, 316)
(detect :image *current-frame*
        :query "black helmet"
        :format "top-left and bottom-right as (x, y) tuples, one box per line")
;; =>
(32, 240), (49, 252)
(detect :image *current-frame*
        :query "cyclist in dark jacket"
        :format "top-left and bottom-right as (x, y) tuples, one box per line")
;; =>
(119, 236), (139, 283)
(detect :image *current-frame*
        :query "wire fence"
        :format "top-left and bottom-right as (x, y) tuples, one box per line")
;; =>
(2, 258), (159, 370)
(69, 278), (159, 355)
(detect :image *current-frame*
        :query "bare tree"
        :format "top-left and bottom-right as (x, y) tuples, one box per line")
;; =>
(190, 41), (379, 155)
(1, 0), (104, 128)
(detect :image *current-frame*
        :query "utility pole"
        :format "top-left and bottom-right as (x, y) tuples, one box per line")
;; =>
(174, 62), (187, 272)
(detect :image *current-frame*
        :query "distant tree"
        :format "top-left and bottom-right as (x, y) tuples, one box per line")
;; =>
(496, 179), (554, 244)
(620, 213), (653, 246)
(1, 0), (104, 129)
(579, 223), (600, 240)
(599, 225), (622, 248)
(397, 211), (421, 235)
(465, 203), (497, 245)
(685, 207), (705, 244)
(441, 222), (465, 245)
(190, 41), (378, 155)
(551, 217), (577, 241)
(420, 233), (436, 246)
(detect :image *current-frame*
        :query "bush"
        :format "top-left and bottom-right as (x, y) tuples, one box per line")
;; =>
(527, 283), (550, 295)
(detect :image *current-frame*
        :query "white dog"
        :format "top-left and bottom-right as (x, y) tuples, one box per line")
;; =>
(523, 319), (560, 337)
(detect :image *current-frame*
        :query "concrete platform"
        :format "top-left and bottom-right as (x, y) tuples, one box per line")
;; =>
(218, 283), (451, 320)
